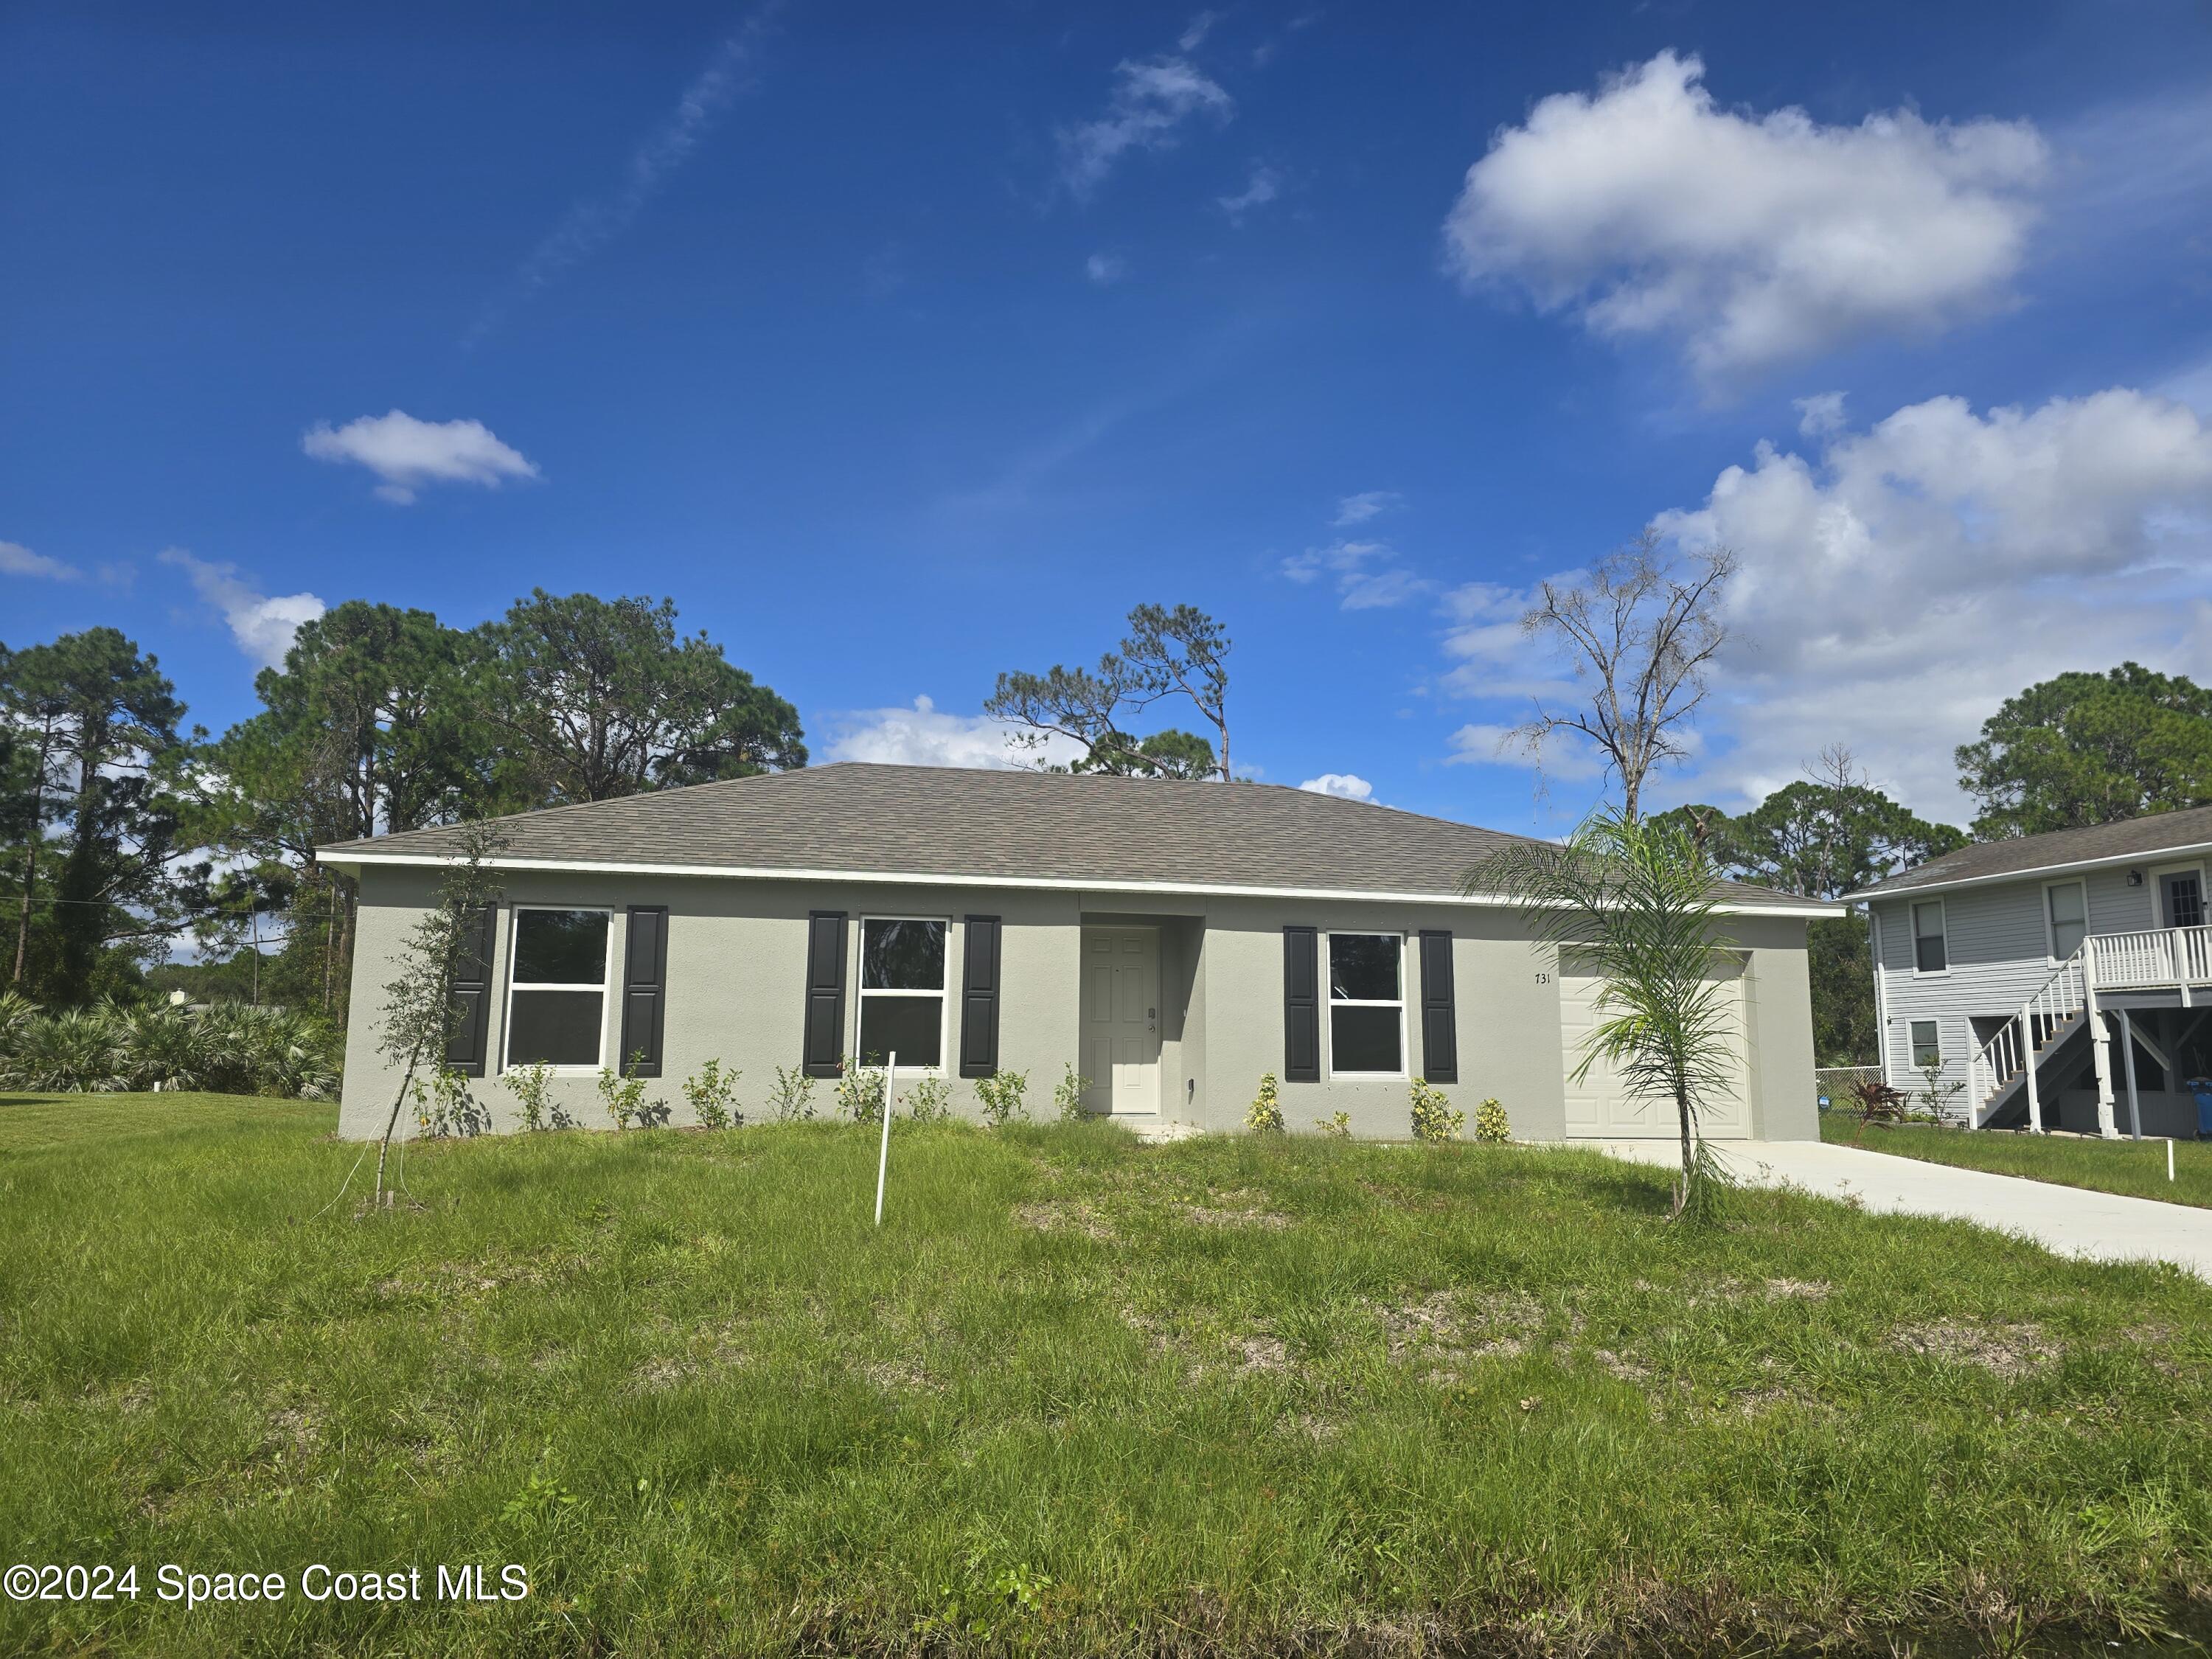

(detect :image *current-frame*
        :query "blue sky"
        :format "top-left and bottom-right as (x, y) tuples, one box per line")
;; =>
(5, 0), (2211, 834)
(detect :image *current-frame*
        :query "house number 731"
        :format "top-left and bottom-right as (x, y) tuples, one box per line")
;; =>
(1534, 971), (1551, 984)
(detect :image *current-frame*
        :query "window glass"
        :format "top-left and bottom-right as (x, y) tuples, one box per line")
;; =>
(1910, 1020), (1941, 1069)
(506, 909), (610, 1068)
(863, 919), (946, 990)
(858, 997), (942, 1068)
(2168, 874), (2206, 931)
(856, 918), (947, 1068)
(1328, 933), (1400, 1001)
(1326, 933), (1403, 1075)
(1331, 1006), (1402, 1074)
(512, 909), (610, 985)
(2048, 883), (2087, 959)
(1912, 901), (1947, 973)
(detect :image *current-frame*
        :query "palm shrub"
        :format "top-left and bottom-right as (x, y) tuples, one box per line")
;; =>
(2, 1006), (128, 1092)
(1465, 807), (1739, 1220)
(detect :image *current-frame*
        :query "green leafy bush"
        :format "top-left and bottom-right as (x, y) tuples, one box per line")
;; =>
(1472, 1097), (1511, 1144)
(974, 1068), (1029, 1127)
(1245, 1071), (1284, 1133)
(598, 1052), (668, 1130)
(1313, 1110), (1352, 1139)
(1053, 1062), (1090, 1121)
(1408, 1078), (1464, 1144)
(902, 1074), (952, 1121)
(835, 1056), (887, 1124)
(413, 1067), (490, 1138)
(501, 1060), (571, 1130)
(766, 1065), (817, 1121)
(681, 1059), (742, 1130)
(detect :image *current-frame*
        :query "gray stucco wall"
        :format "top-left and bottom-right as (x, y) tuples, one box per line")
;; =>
(336, 866), (1819, 1144)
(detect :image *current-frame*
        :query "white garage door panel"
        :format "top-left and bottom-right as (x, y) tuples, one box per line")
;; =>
(1559, 958), (1750, 1139)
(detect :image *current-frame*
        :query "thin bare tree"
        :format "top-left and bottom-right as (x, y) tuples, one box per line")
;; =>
(1119, 604), (1231, 781)
(1508, 532), (1737, 821)
(370, 821), (505, 1208)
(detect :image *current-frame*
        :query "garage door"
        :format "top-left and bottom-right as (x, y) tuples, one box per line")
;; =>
(1559, 956), (1751, 1138)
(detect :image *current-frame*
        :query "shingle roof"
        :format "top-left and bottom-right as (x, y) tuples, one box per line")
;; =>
(1846, 801), (2212, 901)
(317, 762), (1823, 911)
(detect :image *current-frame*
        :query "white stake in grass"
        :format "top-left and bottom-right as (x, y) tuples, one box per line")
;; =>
(2170, 1138), (2176, 1183)
(874, 1051), (897, 1226)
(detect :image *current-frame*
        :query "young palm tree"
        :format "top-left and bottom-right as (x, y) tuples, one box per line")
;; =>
(1464, 809), (1738, 1217)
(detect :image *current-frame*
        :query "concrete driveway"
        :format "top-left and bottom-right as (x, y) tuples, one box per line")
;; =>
(1593, 1138), (2212, 1279)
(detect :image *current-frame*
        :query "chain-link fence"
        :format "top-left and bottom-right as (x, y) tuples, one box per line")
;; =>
(1815, 1065), (1881, 1113)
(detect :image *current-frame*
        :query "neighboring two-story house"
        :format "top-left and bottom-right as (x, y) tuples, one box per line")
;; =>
(1846, 803), (2212, 1136)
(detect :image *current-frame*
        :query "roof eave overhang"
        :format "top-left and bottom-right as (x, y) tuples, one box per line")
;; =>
(1843, 838), (2212, 905)
(314, 847), (1843, 919)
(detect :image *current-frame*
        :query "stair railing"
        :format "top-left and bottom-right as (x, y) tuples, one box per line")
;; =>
(1967, 945), (2087, 1130)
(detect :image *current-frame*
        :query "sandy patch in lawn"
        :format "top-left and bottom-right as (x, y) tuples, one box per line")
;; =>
(1186, 1204), (1292, 1229)
(1891, 1320), (2060, 1377)
(1013, 1200), (1115, 1240)
(1380, 1290), (1546, 1380)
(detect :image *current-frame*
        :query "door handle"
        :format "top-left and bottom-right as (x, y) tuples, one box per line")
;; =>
(1147, 1006), (1158, 1033)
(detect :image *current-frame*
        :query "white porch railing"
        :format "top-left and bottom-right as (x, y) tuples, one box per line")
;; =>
(2086, 924), (2212, 995)
(1961, 924), (2210, 1133)
(1966, 949), (2088, 1130)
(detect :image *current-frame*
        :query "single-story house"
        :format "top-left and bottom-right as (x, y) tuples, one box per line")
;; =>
(1846, 801), (2212, 1137)
(316, 764), (1831, 1141)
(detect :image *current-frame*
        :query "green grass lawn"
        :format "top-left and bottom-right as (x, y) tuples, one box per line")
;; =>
(1822, 1110), (2212, 1210)
(7, 1096), (2212, 1657)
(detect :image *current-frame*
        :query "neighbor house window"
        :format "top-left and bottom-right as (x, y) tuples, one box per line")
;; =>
(1912, 900), (1947, 973)
(504, 908), (610, 1068)
(2046, 880), (2087, 960)
(1910, 1020), (1941, 1070)
(858, 917), (946, 1069)
(1326, 932), (1405, 1077)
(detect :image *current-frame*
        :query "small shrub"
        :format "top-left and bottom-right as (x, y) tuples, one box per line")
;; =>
(1472, 1097), (1511, 1144)
(1245, 1071), (1284, 1133)
(1408, 1078), (1464, 1145)
(836, 1055), (888, 1124)
(501, 1060), (571, 1130)
(1054, 1062), (1090, 1121)
(681, 1058), (742, 1130)
(767, 1065), (818, 1122)
(1848, 1074), (1909, 1124)
(975, 1068), (1030, 1127)
(1314, 1110), (1352, 1139)
(599, 1051), (669, 1130)
(412, 1067), (489, 1138)
(904, 1074), (952, 1121)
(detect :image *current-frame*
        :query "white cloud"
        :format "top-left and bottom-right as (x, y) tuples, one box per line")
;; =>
(0, 540), (81, 582)
(302, 410), (539, 505)
(467, 10), (773, 344)
(823, 696), (1088, 771)
(1281, 539), (1430, 610)
(1793, 391), (1846, 437)
(1085, 252), (1128, 285)
(159, 549), (326, 670)
(1217, 163), (1282, 220)
(1298, 772), (1375, 802)
(1650, 387), (2212, 817)
(1441, 51), (2047, 383)
(1060, 55), (1234, 200)
(1332, 490), (1403, 526)
(1178, 10), (1219, 51)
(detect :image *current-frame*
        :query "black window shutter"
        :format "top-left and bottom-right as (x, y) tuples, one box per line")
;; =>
(801, 911), (847, 1078)
(444, 905), (496, 1077)
(1283, 925), (1320, 1082)
(1418, 930), (1458, 1084)
(619, 905), (669, 1077)
(959, 915), (1002, 1078)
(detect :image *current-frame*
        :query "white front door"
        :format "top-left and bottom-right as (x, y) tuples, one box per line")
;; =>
(1082, 927), (1160, 1115)
(1559, 956), (1750, 1138)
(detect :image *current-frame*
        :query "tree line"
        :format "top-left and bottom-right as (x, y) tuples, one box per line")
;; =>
(0, 591), (807, 1016)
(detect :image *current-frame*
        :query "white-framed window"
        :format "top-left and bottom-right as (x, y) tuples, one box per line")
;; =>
(1326, 931), (1406, 1079)
(1911, 899), (1947, 974)
(2045, 879), (2088, 961)
(856, 916), (948, 1071)
(1909, 1020), (1941, 1070)
(2159, 864), (2207, 931)
(504, 907), (611, 1070)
